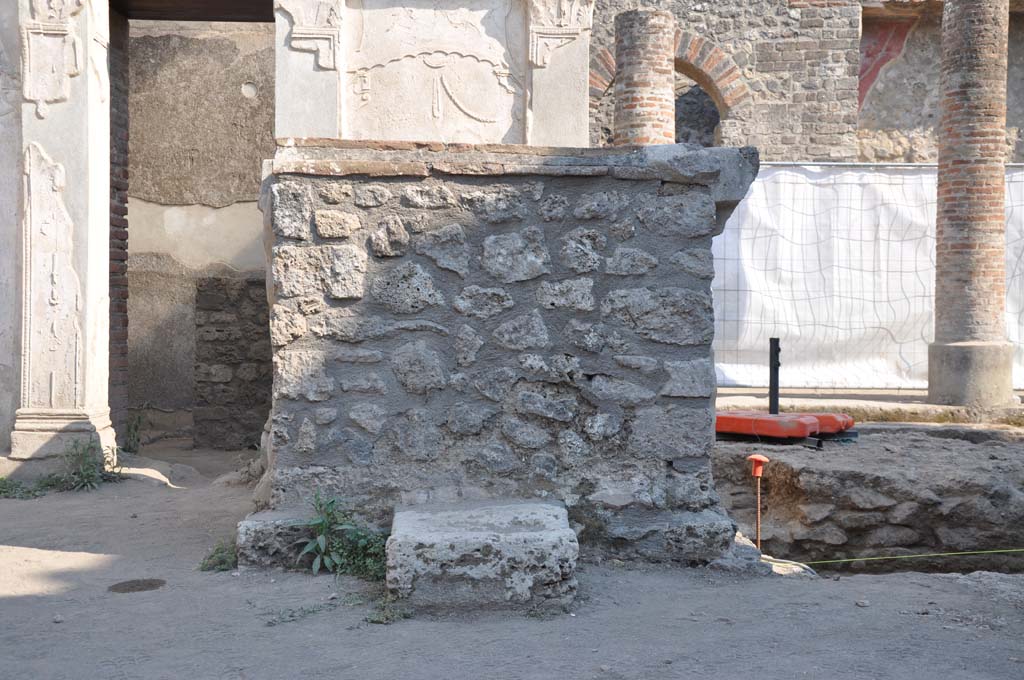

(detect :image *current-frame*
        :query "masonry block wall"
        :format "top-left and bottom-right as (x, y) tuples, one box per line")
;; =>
(194, 277), (273, 450)
(590, 0), (863, 160)
(109, 10), (130, 442)
(250, 143), (758, 564)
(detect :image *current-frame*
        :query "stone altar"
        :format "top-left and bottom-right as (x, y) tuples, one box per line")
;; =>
(240, 140), (759, 572)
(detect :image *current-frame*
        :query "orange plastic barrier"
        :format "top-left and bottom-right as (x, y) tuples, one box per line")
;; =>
(798, 413), (856, 434)
(716, 411), (855, 439)
(716, 412), (820, 439)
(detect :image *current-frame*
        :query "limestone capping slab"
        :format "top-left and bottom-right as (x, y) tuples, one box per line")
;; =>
(269, 142), (760, 207)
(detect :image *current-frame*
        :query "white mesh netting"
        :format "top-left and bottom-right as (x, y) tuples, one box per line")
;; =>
(713, 164), (1024, 389)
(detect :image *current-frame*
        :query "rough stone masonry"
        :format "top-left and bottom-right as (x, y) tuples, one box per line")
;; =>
(241, 140), (758, 566)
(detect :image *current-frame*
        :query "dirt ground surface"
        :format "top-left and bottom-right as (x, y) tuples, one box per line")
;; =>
(2, 450), (1024, 680)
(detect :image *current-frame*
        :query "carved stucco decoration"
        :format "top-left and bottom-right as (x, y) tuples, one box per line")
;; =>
(22, 143), (84, 410)
(21, 0), (86, 118)
(343, 0), (526, 142)
(276, 0), (344, 70)
(274, 0), (594, 142)
(527, 0), (595, 67)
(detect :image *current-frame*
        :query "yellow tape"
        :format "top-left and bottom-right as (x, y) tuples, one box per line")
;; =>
(804, 548), (1024, 566)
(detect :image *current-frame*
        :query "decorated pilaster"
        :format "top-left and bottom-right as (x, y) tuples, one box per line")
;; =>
(526, 0), (595, 146)
(274, 0), (344, 139)
(6, 0), (116, 463)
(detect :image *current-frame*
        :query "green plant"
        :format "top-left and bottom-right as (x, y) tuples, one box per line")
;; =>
(123, 413), (143, 454)
(296, 492), (389, 580)
(0, 478), (46, 500)
(0, 440), (123, 499)
(365, 595), (412, 625)
(43, 439), (124, 492)
(200, 540), (238, 572)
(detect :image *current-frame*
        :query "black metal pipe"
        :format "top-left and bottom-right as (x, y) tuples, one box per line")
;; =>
(769, 338), (781, 415)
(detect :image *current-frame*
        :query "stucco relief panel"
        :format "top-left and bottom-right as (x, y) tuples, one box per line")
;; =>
(343, 0), (528, 143)
(277, 0), (343, 70)
(21, 0), (86, 118)
(527, 0), (594, 67)
(22, 143), (84, 410)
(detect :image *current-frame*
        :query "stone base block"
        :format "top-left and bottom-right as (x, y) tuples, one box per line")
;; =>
(928, 341), (1016, 407)
(236, 509), (311, 568)
(386, 501), (579, 610)
(10, 408), (118, 462)
(598, 507), (737, 564)
(0, 454), (68, 482)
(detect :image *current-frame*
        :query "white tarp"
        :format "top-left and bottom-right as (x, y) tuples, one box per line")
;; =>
(713, 164), (1024, 389)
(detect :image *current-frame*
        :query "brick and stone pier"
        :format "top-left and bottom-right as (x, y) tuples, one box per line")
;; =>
(929, 0), (1015, 406)
(613, 10), (677, 147)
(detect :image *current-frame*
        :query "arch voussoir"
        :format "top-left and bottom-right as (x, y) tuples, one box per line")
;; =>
(673, 29), (751, 113)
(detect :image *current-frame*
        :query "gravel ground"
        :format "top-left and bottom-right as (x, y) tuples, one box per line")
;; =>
(2, 453), (1023, 680)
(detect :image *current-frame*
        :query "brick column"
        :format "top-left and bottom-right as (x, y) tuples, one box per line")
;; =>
(929, 0), (1015, 406)
(612, 10), (676, 146)
(109, 10), (130, 441)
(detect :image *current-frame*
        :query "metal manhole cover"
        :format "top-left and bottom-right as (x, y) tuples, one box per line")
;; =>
(108, 579), (167, 594)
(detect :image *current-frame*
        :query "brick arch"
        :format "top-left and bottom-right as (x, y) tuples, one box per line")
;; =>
(672, 31), (751, 114)
(589, 34), (751, 118)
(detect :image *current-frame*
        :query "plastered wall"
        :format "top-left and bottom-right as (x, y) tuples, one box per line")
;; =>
(127, 21), (275, 447)
(859, 13), (1024, 163)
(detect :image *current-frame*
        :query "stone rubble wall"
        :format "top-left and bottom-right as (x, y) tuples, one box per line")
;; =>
(260, 143), (758, 563)
(713, 430), (1024, 572)
(194, 277), (272, 450)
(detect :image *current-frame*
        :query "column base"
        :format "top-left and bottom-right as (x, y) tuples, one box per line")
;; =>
(9, 408), (118, 461)
(928, 341), (1016, 407)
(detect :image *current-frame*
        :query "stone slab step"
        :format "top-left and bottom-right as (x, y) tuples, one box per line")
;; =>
(386, 500), (579, 610)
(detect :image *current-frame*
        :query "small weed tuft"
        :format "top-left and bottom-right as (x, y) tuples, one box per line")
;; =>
(1, 439), (123, 499)
(0, 477), (46, 500)
(264, 603), (334, 627)
(365, 595), (412, 625)
(123, 414), (143, 454)
(296, 492), (389, 581)
(40, 439), (125, 493)
(200, 540), (238, 572)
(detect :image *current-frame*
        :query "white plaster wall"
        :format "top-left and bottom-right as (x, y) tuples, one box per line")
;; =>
(0, 2), (21, 453)
(127, 199), (267, 272)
